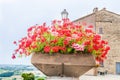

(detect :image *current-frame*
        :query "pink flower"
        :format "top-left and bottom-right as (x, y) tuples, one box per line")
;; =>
(66, 37), (72, 41)
(13, 41), (17, 45)
(72, 43), (85, 51)
(72, 34), (79, 39)
(51, 32), (58, 36)
(12, 54), (16, 59)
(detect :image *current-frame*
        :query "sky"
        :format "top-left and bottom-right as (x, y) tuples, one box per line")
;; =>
(0, 0), (120, 65)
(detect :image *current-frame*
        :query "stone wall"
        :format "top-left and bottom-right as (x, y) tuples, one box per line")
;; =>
(95, 10), (120, 74)
(73, 13), (95, 29)
(74, 9), (120, 74)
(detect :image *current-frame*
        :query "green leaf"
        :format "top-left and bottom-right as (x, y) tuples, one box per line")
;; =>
(92, 50), (96, 55)
(67, 47), (73, 53)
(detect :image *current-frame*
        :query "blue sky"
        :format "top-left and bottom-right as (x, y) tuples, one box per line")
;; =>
(0, 0), (120, 65)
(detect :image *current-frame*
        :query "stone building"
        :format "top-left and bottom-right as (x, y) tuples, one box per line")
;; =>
(73, 8), (120, 74)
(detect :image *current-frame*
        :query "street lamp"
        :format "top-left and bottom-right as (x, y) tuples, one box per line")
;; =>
(61, 9), (69, 19)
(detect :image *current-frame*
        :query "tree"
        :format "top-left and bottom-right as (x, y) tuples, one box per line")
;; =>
(21, 73), (35, 80)
(37, 77), (45, 80)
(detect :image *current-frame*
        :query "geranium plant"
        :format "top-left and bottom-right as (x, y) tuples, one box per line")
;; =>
(13, 19), (110, 63)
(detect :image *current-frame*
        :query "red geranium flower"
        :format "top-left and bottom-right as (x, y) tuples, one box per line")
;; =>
(44, 46), (51, 53)
(51, 46), (59, 53)
(13, 19), (110, 63)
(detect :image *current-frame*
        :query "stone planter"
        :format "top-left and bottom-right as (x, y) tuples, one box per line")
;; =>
(31, 53), (96, 77)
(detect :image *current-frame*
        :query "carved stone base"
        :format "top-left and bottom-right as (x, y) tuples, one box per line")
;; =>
(31, 53), (96, 77)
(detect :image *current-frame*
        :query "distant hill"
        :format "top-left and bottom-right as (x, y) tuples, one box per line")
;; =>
(0, 72), (14, 77)
(0, 64), (37, 71)
(0, 64), (38, 77)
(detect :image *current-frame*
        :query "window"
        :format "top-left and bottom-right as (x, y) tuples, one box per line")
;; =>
(99, 27), (103, 34)
(116, 62), (120, 74)
(100, 61), (104, 67)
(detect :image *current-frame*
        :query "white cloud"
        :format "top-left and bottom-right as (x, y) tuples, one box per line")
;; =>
(0, 0), (17, 22)
(0, 0), (17, 3)
(0, 9), (2, 25)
